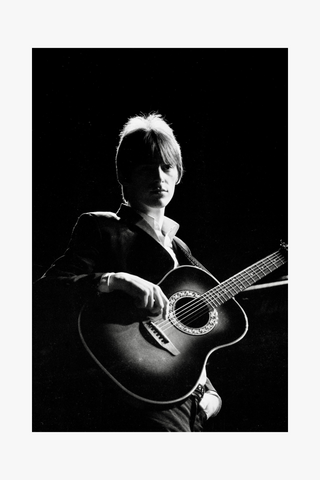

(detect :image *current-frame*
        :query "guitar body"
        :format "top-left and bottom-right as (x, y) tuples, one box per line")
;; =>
(79, 265), (248, 407)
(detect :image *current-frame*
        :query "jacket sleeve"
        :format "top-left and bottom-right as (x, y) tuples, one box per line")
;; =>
(35, 213), (111, 307)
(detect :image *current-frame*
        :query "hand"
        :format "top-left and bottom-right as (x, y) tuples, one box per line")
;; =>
(199, 392), (222, 419)
(99, 272), (169, 318)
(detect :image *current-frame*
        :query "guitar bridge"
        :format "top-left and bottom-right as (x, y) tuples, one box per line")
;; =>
(141, 320), (180, 356)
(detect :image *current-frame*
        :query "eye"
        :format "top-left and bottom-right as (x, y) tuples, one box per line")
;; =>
(162, 164), (173, 172)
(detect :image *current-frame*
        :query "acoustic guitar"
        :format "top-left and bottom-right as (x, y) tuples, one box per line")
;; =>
(78, 242), (287, 407)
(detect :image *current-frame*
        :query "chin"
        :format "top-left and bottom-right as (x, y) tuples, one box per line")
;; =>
(154, 198), (171, 208)
(142, 192), (173, 210)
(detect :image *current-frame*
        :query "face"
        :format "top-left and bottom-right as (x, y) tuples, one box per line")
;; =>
(125, 155), (179, 214)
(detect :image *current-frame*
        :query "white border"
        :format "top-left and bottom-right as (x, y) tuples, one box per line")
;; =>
(2, 1), (319, 478)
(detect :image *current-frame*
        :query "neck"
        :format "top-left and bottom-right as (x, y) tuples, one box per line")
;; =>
(146, 208), (165, 228)
(128, 202), (165, 227)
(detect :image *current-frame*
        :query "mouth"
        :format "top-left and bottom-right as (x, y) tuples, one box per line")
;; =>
(150, 187), (168, 194)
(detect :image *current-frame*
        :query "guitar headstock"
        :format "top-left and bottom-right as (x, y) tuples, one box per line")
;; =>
(280, 240), (288, 252)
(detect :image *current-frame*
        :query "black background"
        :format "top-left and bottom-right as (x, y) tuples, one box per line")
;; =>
(33, 48), (288, 432)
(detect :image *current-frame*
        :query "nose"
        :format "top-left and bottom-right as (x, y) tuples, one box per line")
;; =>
(153, 165), (166, 181)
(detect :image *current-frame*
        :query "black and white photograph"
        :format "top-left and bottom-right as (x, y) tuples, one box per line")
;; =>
(3, 2), (320, 476)
(32, 47), (288, 433)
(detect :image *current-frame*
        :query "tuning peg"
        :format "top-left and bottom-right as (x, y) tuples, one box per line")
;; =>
(280, 240), (288, 250)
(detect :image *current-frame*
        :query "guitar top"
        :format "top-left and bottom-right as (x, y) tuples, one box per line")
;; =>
(78, 243), (287, 406)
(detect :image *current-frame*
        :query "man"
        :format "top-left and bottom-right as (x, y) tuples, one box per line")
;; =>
(33, 113), (222, 432)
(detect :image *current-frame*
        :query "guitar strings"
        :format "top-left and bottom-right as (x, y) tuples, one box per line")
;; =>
(156, 250), (286, 334)
(158, 253), (284, 334)
(172, 251), (286, 327)
(167, 251), (286, 329)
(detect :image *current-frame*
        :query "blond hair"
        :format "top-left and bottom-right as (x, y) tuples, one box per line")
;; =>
(115, 113), (184, 186)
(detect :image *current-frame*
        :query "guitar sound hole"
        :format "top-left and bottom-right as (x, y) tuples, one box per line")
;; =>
(174, 297), (210, 329)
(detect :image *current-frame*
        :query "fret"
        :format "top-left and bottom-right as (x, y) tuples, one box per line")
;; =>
(203, 290), (220, 309)
(204, 247), (287, 306)
(213, 287), (229, 304)
(226, 282), (239, 296)
(237, 273), (252, 288)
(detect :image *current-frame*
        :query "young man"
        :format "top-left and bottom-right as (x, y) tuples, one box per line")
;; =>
(33, 113), (222, 432)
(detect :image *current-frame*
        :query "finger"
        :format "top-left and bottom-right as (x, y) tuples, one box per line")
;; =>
(153, 287), (164, 310)
(162, 295), (169, 319)
(135, 288), (150, 309)
(146, 291), (156, 310)
(151, 287), (169, 317)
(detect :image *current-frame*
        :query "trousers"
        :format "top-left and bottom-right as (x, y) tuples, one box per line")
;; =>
(113, 396), (207, 433)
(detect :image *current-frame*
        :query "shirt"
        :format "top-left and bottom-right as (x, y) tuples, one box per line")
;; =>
(136, 211), (180, 268)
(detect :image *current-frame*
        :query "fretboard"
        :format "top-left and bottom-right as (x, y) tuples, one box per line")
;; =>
(204, 248), (287, 307)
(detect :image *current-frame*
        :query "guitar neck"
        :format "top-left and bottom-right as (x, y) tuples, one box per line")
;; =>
(205, 247), (287, 307)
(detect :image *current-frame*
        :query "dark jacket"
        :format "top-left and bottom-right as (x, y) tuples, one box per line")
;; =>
(41, 204), (193, 298)
(33, 204), (214, 431)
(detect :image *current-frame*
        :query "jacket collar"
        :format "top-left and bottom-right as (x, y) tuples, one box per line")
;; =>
(116, 203), (143, 224)
(116, 204), (179, 236)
